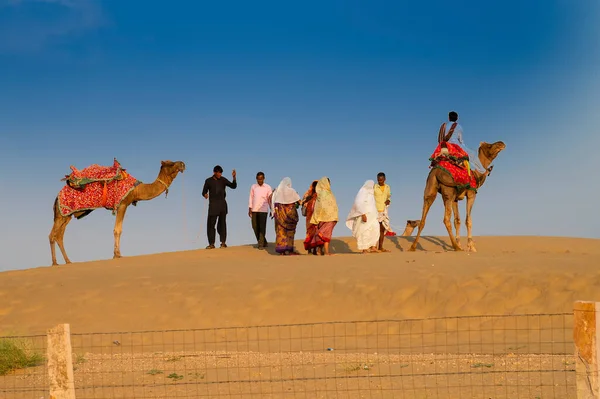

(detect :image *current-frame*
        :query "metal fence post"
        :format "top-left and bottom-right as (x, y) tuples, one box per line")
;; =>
(47, 323), (76, 399)
(574, 301), (600, 399)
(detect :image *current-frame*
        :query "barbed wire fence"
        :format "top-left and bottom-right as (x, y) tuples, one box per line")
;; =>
(0, 311), (585, 398)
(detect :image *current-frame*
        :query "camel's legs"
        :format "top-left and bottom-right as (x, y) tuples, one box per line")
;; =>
(441, 186), (462, 251)
(466, 192), (477, 252)
(49, 215), (72, 265)
(49, 227), (58, 266)
(50, 197), (74, 266)
(452, 200), (462, 250)
(409, 175), (438, 251)
(56, 217), (72, 264)
(113, 204), (129, 258)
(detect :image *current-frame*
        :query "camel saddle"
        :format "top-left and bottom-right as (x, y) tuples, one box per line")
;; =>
(430, 153), (468, 170)
(62, 158), (130, 190)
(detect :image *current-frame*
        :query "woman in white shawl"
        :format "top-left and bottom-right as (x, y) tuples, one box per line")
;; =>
(346, 180), (380, 253)
(270, 177), (301, 255)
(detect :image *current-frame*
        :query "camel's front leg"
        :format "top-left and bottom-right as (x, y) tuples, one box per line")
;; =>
(441, 188), (462, 251)
(452, 200), (462, 250)
(49, 215), (72, 265)
(49, 227), (59, 266)
(466, 193), (477, 252)
(113, 204), (128, 259)
(56, 220), (72, 264)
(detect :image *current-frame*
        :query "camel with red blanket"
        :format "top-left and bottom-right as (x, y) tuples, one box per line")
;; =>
(409, 141), (505, 253)
(49, 159), (186, 265)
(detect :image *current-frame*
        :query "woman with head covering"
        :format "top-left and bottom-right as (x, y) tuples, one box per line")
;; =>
(346, 180), (380, 253)
(300, 180), (319, 255)
(270, 177), (301, 255)
(308, 176), (339, 256)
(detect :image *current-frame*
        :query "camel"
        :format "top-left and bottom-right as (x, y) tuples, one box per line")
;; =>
(401, 220), (421, 236)
(409, 141), (505, 252)
(49, 160), (186, 265)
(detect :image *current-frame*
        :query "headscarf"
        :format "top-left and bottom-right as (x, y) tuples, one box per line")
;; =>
(310, 176), (339, 224)
(301, 180), (318, 203)
(271, 177), (301, 205)
(345, 180), (376, 229)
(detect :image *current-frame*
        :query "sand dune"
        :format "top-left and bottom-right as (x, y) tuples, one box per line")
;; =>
(0, 236), (598, 335)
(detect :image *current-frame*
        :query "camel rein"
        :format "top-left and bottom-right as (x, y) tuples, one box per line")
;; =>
(157, 178), (169, 197)
(180, 173), (205, 244)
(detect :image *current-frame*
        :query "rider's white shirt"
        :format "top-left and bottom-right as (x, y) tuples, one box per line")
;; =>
(444, 122), (464, 146)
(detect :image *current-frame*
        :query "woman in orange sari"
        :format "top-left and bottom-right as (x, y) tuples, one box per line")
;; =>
(301, 180), (318, 255)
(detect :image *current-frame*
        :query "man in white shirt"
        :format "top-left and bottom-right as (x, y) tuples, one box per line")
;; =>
(434, 111), (485, 173)
(437, 111), (465, 155)
(248, 172), (273, 250)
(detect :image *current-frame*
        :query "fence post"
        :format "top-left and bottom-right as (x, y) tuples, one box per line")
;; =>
(47, 323), (76, 399)
(574, 301), (600, 399)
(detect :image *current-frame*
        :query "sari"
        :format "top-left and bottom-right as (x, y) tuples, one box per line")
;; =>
(273, 203), (299, 254)
(309, 221), (337, 248)
(271, 177), (301, 254)
(301, 181), (318, 250)
(307, 177), (338, 248)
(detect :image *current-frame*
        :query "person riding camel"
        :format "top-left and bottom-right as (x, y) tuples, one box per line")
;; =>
(433, 111), (472, 175)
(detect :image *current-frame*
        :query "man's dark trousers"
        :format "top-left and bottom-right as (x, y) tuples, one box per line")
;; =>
(207, 211), (227, 246)
(252, 212), (268, 247)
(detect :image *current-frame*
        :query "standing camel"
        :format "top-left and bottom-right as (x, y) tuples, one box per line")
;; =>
(409, 141), (505, 252)
(49, 160), (186, 265)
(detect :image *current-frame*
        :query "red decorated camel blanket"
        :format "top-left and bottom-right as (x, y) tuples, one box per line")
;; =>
(429, 143), (479, 192)
(57, 159), (141, 216)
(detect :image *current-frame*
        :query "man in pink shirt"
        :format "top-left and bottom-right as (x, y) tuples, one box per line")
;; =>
(248, 171), (273, 250)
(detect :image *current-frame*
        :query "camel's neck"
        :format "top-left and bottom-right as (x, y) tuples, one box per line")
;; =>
(474, 149), (494, 188)
(478, 150), (493, 170)
(133, 169), (176, 201)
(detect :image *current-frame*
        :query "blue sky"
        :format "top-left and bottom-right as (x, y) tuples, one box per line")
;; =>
(1, 0), (599, 271)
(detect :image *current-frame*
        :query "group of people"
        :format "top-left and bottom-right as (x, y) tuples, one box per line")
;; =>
(201, 165), (394, 256)
(200, 111), (475, 255)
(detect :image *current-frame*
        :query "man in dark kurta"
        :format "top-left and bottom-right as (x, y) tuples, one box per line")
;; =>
(202, 165), (237, 249)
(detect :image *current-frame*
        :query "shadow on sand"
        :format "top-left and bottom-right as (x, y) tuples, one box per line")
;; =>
(250, 238), (362, 256)
(385, 236), (406, 251)
(387, 235), (453, 252)
(243, 235), (453, 256)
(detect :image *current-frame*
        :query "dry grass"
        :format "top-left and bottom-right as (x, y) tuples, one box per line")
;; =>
(0, 350), (576, 398)
(0, 337), (44, 376)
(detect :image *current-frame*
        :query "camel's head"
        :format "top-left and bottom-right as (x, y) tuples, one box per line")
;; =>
(160, 160), (186, 178)
(478, 141), (506, 162)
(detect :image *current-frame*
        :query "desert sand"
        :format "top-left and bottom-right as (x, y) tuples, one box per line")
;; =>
(1, 235), (598, 398)
(1, 235), (599, 335)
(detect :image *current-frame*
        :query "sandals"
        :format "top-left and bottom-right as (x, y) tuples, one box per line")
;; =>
(206, 243), (227, 249)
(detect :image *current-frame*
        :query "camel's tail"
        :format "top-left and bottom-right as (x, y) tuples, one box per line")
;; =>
(53, 197), (59, 220)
